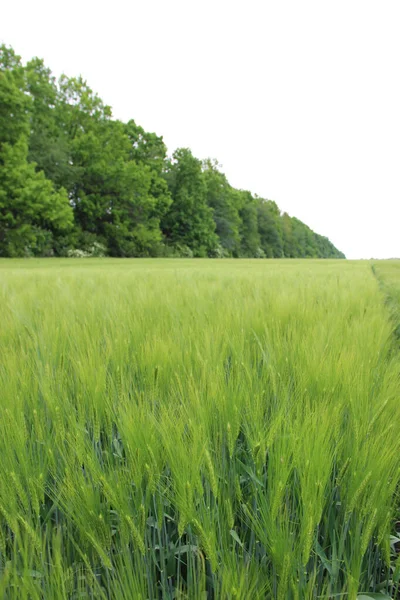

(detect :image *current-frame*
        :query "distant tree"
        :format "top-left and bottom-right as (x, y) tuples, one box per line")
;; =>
(314, 233), (345, 258)
(71, 119), (170, 256)
(203, 159), (241, 256)
(0, 45), (30, 146)
(125, 119), (167, 171)
(237, 191), (261, 257)
(162, 149), (218, 256)
(0, 137), (73, 256)
(23, 58), (78, 193)
(291, 217), (308, 257)
(0, 43), (346, 259)
(282, 212), (295, 258)
(257, 199), (284, 257)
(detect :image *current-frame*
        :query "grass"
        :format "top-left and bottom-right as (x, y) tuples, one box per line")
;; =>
(0, 258), (399, 599)
(373, 261), (400, 346)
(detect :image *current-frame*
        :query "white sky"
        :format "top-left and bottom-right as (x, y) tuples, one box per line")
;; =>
(2, 0), (399, 258)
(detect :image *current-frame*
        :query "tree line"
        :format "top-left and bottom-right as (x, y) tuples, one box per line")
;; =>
(0, 45), (345, 259)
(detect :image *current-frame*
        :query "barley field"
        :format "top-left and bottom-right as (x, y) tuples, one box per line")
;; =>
(0, 259), (399, 600)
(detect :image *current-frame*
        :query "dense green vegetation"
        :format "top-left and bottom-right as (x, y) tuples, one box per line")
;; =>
(373, 261), (400, 344)
(0, 258), (399, 599)
(0, 45), (344, 259)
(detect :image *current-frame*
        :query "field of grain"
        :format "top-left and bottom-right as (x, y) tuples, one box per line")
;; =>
(0, 259), (399, 600)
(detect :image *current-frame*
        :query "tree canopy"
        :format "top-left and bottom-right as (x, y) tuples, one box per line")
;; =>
(0, 44), (345, 259)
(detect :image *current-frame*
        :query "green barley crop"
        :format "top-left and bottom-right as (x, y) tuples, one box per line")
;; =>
(0, 258), (399, 599)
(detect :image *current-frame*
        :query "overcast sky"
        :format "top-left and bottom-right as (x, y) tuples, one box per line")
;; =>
(2, 0), (399, 258)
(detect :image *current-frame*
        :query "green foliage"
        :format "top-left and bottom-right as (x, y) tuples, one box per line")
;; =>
(125, 119), (167, 170)
(203, 159), (241, 256)
(162, 148), (218, 256)
(25, 58), (78, 191)
(257, 199), (284, 257)
(0, 137), (73, 256)
(0, 46), (31, 146)
(69, 119), (170, 257)
(237, 190), (261, 257)
(0, 43), (345, 259)
(67, 241), (106, 258)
